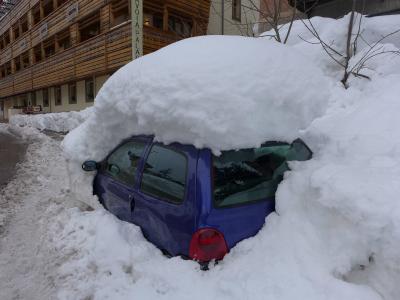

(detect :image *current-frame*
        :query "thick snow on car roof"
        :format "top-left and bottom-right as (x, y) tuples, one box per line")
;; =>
(63, 35), (331, 162)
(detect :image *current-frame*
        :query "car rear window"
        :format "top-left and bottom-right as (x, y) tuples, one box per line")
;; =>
(213, 142), (292, 208)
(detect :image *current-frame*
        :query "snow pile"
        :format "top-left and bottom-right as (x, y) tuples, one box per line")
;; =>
(55, 15), (400, 300)
(9, 107), (93, 133)
(299, 56), (400, 299)
(266, 14), (400, 79)
(63, 36), (331, 162)
(0, 123), (11, 135)
(0, 125), (71, 299)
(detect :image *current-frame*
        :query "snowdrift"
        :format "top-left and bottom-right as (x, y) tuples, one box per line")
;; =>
(56, 14), (400, 300)
(9, 107), (93, 133)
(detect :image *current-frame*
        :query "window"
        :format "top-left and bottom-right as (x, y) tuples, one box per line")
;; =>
(21, 15), (29, 34)
(168, 15), (193, 38)
(21, 51), (30, 69)
(4, 32), (10, 46)
(0, 65), (5, 78)
(12, 23), (20, 40)
(143, 11), (163, 29)
(32, 4), (41, 25)
(111, 0), (129, 27)
(232, 0), (242, 21)
(14, 58), (21, 72)
(106, 141), (146, 185)
(54, 86), (62, 106)
(141, 144), (187, 204)
(5, 62), (12, 75)
(79, 13), (100, 43)
(34, 44), (42, 63)
(57, 30), (71, 51)
(21, 95), (28, 107)
(213, 142), (293, 208)
(43, 0), (54, 18)
(43, 89), (49, 107)
(143, 13), (152, 27)
(43, 36), (55, 58)
(31, 92), (37, 106)
(68, 83), (77, 104)
(85, 78), (94, 102)
(154, 14), (163, 29)
(57, 0), (69, 7)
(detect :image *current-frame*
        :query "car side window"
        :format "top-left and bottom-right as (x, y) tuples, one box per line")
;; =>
(140, 144), (187, 204)
(106, 141), (146, 186)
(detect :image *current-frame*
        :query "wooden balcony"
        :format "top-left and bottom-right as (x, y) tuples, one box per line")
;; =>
(0, 0), (210, 59)
(0, 0), (211, 99)
(0, 23), (187, 98)
(144, 25), (180, 54)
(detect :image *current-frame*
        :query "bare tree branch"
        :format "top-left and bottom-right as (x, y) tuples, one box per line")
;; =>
(300, 18), (344, 58)
(300, 0), (400, 88)
(284, 0), (297, 43)
(341, 0), (357, 88)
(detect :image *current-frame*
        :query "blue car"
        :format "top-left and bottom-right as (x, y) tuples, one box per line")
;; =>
(82, 136), (312, 263)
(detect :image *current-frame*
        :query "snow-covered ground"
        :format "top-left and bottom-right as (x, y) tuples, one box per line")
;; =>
(2, 13), (400, 300)
(0, 125), (71, 299)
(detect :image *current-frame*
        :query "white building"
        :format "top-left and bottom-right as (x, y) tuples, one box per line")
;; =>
(208, 0), (262, 36)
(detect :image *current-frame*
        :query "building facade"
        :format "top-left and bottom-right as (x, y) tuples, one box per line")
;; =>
(207, 0), (303, 36)
(0, 0), (210, 119)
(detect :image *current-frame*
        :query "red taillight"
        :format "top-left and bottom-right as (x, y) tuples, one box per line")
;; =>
(189, 228), (228, 262)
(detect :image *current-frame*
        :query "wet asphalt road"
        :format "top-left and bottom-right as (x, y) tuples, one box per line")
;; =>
(0, 132), (27, 187)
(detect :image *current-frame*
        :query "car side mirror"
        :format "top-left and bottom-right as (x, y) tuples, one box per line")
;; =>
(288, 139), (313, 161)
(82, 160), (98, 172)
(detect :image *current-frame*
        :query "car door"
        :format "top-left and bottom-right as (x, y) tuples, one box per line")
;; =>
(94, 137), (151, 222)
(132, 142), (198, 256)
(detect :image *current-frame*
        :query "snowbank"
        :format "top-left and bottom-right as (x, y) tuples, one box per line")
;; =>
(262, 14), (400, 80)
(56, 15), (400, 300)
(9, 107), (93, 133)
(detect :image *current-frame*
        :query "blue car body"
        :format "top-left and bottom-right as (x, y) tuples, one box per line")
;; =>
(91, 135), (309, 261)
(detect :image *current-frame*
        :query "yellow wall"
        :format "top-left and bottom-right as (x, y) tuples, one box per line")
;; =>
(5, 75), (110, 113)
(96, 75), (109, 95)
(3, 99), (13, 119)
(1, 74), (111, 115)
(34, 90), (51, 113)
(52, 75), (110, 112)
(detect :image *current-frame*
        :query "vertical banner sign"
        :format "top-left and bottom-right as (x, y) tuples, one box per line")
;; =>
(131, 0), (143, 59)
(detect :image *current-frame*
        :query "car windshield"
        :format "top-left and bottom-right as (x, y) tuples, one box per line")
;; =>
(213, 141), (311, 208)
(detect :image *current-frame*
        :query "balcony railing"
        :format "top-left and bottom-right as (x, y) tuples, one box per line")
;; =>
(0, 23), (187, 98)
(143, 25), (181, 54)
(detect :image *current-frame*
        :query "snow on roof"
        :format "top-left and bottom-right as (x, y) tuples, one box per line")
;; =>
(63, 35), (331, 161)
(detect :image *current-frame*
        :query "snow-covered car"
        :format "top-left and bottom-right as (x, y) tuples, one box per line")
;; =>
(56, 17), (400, 299)
(82, 137), (312, 263)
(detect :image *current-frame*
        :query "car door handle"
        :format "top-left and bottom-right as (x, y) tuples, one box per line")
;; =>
(129, 195), (135, 212)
